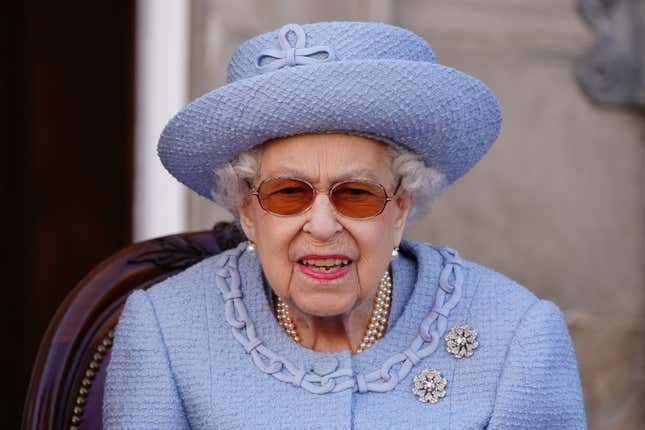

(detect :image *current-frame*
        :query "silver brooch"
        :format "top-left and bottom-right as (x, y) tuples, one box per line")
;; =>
(445, 324), (478, 359)
(412, 369), (447, 403)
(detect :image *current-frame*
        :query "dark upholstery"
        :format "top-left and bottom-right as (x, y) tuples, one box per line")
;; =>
(22, 223), (245, 430)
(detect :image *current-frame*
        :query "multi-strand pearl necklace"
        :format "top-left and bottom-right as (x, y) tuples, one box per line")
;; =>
(274, 270), (393, 354)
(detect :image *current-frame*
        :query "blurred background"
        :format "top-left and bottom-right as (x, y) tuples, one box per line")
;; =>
(7, 0), (644, 428)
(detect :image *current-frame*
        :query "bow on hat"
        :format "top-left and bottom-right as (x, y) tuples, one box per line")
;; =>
(255, 24), (336, 73)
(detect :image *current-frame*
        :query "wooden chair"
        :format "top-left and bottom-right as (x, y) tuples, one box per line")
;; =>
(21, 223), (246, 430)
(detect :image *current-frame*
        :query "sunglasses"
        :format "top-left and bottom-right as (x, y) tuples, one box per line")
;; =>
(247, 176), (402, 219)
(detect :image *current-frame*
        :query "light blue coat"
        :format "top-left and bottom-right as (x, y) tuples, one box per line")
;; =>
(103, 240), (586, 429)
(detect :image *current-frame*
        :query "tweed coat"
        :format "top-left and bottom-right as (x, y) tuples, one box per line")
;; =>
(103, 239), (586, 429)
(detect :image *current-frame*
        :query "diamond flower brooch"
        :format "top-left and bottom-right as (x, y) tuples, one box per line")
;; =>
(412, 370), (447, 403)
(444, 324), (478, 359)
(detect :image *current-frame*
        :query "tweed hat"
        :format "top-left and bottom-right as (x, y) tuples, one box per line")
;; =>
(158, 21), (502, 200)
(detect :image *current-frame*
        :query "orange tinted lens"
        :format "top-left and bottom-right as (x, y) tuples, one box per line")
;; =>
(331, 181), (386, 218)
(258, 178), (314, 215)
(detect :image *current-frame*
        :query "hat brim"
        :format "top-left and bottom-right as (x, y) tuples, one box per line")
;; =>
(158, 60), (502, 200)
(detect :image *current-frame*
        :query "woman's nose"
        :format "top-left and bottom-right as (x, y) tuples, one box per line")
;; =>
(302, 193), (342, 239)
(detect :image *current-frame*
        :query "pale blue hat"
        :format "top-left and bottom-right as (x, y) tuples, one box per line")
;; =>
(158, 22), (502, 200)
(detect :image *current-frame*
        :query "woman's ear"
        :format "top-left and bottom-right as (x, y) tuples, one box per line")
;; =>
(238, 199), (256, 243)
(393, 192), (412, 240)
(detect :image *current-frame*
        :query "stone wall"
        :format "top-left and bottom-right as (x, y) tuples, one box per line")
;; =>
(186, 1), (645, 428)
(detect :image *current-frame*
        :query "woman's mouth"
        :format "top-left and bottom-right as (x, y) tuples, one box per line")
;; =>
(297, 254), (352, 281)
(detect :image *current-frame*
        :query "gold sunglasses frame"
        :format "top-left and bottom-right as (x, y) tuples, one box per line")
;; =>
(247, 176), (403, 220)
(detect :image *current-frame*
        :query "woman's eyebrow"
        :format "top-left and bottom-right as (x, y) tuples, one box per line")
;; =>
(262, 166), (314, 180)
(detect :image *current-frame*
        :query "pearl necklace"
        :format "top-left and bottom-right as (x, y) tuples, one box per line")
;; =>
(274, 271), (393, 353)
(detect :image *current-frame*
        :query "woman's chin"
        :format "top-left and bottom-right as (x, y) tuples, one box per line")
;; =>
(289, 274), (358, 317)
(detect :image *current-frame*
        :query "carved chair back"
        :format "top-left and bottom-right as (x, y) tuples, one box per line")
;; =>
(22, 223), (245, 430)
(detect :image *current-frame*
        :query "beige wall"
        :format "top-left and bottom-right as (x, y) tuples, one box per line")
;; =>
(186, 1), (645, 428)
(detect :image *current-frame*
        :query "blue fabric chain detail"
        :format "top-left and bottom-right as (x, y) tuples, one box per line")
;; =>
(214, 245), (463, 395)
(255, 23), (335, 74)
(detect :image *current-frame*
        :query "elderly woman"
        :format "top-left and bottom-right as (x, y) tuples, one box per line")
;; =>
(103, 22), (586, 429)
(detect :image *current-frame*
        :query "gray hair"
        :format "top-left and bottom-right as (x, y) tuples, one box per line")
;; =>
(211, 142), (446, 224)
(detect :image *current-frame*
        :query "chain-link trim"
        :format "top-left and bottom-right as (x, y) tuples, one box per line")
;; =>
(214, 244), (463, 395)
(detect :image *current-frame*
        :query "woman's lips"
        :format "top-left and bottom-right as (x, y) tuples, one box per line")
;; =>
(298, 263), (351, 281)
(297, 254), (352, 282)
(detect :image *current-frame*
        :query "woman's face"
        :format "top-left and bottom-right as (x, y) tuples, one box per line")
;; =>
(239, 133), (411, 318)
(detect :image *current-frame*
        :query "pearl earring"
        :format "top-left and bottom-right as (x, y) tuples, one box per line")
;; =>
(391, 246), (399, 258)
(247, 241), (256, 254)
